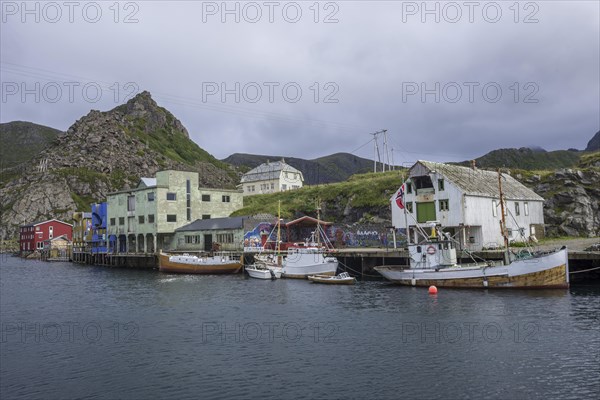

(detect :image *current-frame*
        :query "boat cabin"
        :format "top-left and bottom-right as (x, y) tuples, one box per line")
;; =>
(408, 240), (458, 269)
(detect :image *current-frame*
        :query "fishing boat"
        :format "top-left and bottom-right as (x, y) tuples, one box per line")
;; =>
(375, 241), (569, 289)
(245, 263), (282, 280)
(308, 272), (356, 285)
(280, 244), (339, 278)
(159, 251), (242, 274)
(375, 169), (569, 289)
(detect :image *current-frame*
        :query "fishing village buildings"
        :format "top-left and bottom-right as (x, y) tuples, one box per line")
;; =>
(19, 219), (73, 254)
(240, 159), (304, 195)
(391, 161), (545, 251)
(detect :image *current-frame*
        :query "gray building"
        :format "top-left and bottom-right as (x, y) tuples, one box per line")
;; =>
(173, 216), (247, 252)
(107, 170), (243, 253)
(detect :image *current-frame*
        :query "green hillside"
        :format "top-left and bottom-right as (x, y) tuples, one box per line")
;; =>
(0, 121), (62, 168)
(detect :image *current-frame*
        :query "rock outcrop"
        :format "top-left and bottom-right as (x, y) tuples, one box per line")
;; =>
(0, 91), (237, 239)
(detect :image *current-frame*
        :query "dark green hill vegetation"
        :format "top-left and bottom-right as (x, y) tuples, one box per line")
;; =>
(456, 148), (581, 170)
(0, 121), (62, 168)
(223, 152), (378, 184)
(231, 170), (405, 222)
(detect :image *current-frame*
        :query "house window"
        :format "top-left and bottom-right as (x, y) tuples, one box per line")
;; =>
(271, 183), (275, 190)
(166, 215), (177, 222)
(524, 202), (529, 216)
(187, 209), (191, 221)
(515, 202), (520, 216)
(282, 184), (287, 190)
(202, 194), (211, 202)
(438, 179), (445, 191)
(127, 195), (135, 211)
(406, 202), (413, 213)
(222, 195), (230, 203)
(202, 214), (211, 220)
(492, 200), (498, 217)
(185, 235), (201, 244)
(406, 182), (412, 194)
(439, 199), (449, 211)
(148, 214), (155, 223)
(167, 193), (177, 201)
(119, 217), (125, 225)
(216, 233), (234, 243)
(138, 216), (145, 224)
(49, 226), (53, 239)
(110, 218), (116, 226)
(147, 192), (155, 202)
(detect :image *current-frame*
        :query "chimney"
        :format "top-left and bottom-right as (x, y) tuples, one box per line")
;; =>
(471, 160), (477, 170)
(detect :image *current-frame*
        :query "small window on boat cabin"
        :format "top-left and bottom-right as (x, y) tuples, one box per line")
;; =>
(515, 202), (520, 216)
(524, 202), (529, 216)
(416, 246), (422, 253)
(406, 182), (412, 194)
(202, 194), (211, 202)
(166, 192), (176, 201)
(492, 200), (498, 217)
(167, 214), (177, 222)
(438, 179), (445, 191)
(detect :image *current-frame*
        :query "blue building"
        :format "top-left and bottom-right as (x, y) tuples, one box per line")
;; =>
(90, 202), (113, 253)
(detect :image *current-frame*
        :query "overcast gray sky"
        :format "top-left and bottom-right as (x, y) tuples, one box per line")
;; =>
(1, 1), (599, 164)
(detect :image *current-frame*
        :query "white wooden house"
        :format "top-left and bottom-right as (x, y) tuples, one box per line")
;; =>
(240, 159), (304, 196)
(391, 161), (545, 250)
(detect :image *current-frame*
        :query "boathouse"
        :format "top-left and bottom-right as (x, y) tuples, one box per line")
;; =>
(19, 219), (73, 255)
(240, 159), (304, 196)
(172, 216), (247, 252)
(391, 161), (545, 251)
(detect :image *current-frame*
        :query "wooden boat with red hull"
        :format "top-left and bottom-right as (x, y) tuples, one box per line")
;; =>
(159, 251), (242, 274)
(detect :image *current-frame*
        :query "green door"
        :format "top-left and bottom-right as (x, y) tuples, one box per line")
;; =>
(416, 202), (436, 223)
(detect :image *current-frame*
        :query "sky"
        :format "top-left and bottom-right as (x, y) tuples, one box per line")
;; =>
(1, 1), (599, 165)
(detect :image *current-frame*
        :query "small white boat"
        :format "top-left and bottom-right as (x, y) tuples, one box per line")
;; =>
(308, 272), (356, 285)
(246, 264), (282, 280)
(281, 245), (339, 278)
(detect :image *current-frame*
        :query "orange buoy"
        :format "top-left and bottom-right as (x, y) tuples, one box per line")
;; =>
(428, 285), (438, 294)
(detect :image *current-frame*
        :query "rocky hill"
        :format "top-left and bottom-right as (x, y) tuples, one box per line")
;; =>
(0, 91), (237, 239)
(456, 147), (582, 170)
(513, 152), (600, 238)
(0, 121), (62, 169)
(223, 152), (378, 184)
(586, 131), (600, 152)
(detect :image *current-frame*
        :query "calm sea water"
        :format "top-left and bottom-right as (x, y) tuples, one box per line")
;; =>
(1, 256), (599, 400)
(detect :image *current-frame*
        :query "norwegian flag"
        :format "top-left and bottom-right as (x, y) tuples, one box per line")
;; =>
(395, 184), (405, 209)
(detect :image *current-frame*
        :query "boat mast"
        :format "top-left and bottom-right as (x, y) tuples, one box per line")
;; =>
(498, 169), (510, 264)
(277, 200), (282, 266)
(316, 199), (321, 247)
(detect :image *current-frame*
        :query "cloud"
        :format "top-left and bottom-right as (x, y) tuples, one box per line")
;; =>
(1, 1), (598, 163)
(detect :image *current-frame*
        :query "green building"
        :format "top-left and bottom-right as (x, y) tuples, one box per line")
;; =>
(107, 170), (243, 253)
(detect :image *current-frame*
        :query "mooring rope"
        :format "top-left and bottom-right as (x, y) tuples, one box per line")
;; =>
(569, 266), (600, 274)
(337, 259), (386, 278)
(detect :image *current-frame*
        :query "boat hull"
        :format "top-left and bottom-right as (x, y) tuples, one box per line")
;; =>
(283, 262), (338, 279)
(246, 266), (281, 279)
(375, 248), (569, 289)
(159, 253), (242, 274)
(308, 274), (355, 285)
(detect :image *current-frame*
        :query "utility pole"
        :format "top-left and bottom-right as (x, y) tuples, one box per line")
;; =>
(370, 129), (387, 173)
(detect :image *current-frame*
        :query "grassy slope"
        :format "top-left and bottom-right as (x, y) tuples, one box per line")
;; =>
(231, 170), (405, 220)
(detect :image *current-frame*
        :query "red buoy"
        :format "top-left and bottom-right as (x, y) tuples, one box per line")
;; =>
(428, 285), (438, 294)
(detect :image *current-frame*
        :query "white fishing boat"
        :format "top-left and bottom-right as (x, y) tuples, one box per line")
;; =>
(280, 244), (338, 278)
(246, 264), (282, 280)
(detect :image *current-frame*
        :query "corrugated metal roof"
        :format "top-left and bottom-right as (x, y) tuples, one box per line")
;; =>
(138, 178), (157, 188)
(413, 161), (544, 201)
(176, 216), (246, 232)
(241, 161), (302, 183)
